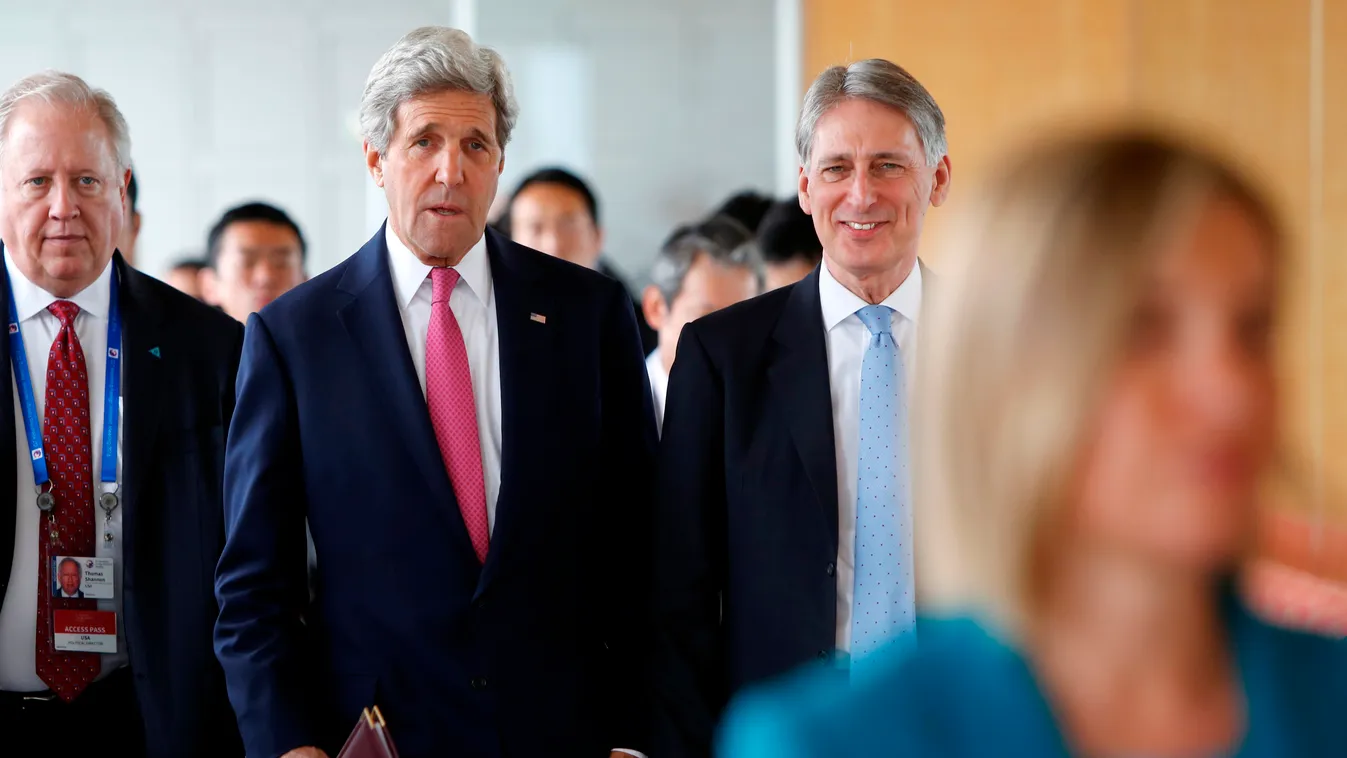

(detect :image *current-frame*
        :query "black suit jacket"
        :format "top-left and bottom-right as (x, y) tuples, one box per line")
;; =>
(652, 264), (930, 756)
(215, 226), (658, 758)
(598, 258), (657, 356)
(0, 249), (244, 756)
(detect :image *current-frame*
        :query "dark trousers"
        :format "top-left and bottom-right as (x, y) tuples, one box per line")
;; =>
(0, 667), (145, 757)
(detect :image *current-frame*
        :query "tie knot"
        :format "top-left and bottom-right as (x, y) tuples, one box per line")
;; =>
(47, 300), (80, 326)
(856, 304), (893, 336)
(431, 267), (460, 305)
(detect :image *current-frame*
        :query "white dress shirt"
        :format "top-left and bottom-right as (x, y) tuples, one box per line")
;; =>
(388, 227), (645, 758)
(819, 258), (922, 654)
(645, 347), (669, 436)
(387, 225), (503, 529)
(0, 252), (126, 691)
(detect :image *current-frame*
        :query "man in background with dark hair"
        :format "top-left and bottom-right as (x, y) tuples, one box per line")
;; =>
(756, 198), (822, 290)
(709, 189), (773, 234)
(164, 256), (210, 300)
(116, 169), (142, 265)
(502, 167), (657, 353)
(200, 201), (307, 323)
(658, 213), (753, 256)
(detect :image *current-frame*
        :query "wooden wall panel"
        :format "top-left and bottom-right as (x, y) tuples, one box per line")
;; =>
(1129, 1), (1326, 513)
(1130, 0), (1311, 210)
(1322, 0), (1347, 513)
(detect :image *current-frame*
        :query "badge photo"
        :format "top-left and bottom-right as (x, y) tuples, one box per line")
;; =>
(51, 555), (115, 599)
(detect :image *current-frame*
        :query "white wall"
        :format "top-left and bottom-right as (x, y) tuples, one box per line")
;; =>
(0, 0), (458, 278)
(0, 0), (782, 284)
(479, 0), (778, 282)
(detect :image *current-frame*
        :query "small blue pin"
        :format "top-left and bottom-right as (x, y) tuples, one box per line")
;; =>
(149, 347), (160, 358)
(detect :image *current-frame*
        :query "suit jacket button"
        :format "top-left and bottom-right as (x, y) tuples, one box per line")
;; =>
(471, 677), (488, 690)
(474, 598), (487, 611)
(825, 562), (836, 576)
(817, 650), (829, 660)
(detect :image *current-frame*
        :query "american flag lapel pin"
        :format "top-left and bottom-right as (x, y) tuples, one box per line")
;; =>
(530, 313), (547, 324)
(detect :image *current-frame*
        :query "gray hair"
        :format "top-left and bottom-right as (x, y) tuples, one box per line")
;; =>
(652, 214), (762, 304)
(0, 70), (132, 171)
(796, 59), (947, 167)
(361, 26), (519, 155)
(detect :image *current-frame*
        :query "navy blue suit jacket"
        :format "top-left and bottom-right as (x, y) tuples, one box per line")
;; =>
(0, 249), (245, 757)
(215, 227), (657, 758)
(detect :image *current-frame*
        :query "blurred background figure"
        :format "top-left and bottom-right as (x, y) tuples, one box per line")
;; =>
(720, 131), (1347, 757)
(709, 190), (774, 235)
(200, 201), (307, 323)
(501, 166), (657, 353)
(756, 199), (821, 291)
(660, 212), (754, 257)
(117, 168), (141, 265)
(503, 167), (604, 269)
(641, 216), (762, 434)
(163, 256), (209, 300)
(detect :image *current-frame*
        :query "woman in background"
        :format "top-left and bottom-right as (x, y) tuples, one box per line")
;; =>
(718, 131), (1347, 757)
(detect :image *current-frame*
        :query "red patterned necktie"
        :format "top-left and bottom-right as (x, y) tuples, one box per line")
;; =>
(34, 300), (100, 700)
(425, 268), (490, 563)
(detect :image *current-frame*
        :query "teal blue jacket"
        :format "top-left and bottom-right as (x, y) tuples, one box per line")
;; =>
(720, 597), (1347, 757)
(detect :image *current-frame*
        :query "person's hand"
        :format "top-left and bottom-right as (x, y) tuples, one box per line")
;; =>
(281, 749), (329, 758)
(609, 751), (646, 758)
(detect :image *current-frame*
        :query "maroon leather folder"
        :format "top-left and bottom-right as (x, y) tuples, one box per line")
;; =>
(336, 706), (400, 758)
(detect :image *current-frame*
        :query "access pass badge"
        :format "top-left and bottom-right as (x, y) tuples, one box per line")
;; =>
(53, 609), (117, 653)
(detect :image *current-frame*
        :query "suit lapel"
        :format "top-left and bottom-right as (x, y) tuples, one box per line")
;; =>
(336, 227), (474, 555)
(767, 267), (840, 554)
(477, 229), (555, 595)
(0, 246), (16, 609)
(117, 255), (166, 588)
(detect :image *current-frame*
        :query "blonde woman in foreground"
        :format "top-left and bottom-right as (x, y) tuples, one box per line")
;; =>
(718, 132), (1347, 757)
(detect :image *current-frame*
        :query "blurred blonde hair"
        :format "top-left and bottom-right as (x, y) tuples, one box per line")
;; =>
(913, 130), (1282, 635)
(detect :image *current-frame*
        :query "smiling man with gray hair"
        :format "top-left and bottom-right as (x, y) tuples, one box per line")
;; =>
(214, 27), (657, 758)
(652, 59), (951, 756)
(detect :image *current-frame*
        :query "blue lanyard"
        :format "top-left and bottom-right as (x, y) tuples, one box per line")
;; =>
(6, 268), (121, 502)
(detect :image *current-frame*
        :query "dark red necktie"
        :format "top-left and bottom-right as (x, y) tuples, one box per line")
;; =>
(34, 300), (100, 700)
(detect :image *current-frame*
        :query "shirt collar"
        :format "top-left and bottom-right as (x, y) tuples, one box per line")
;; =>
(817, 256), (922, 332)
(385, 223), (492, 309)
(3, 248), (114, 322)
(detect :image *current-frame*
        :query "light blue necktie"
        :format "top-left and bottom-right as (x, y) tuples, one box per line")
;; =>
(851, 304), (916, 665)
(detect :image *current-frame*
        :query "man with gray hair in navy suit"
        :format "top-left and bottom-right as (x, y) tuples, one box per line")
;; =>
(215, 26), (657, 758)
